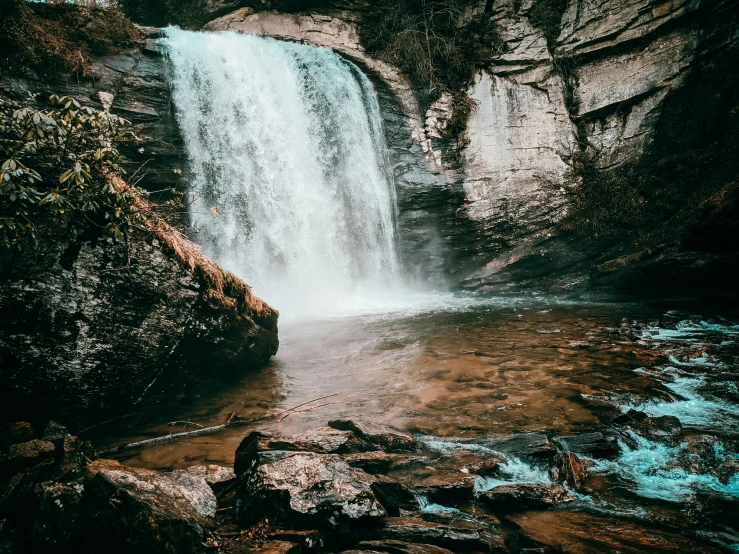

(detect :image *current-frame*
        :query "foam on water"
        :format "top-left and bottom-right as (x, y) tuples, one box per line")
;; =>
(592, 432), (739, 501)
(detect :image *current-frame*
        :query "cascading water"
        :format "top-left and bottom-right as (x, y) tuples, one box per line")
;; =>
(162, 28), (406, 317)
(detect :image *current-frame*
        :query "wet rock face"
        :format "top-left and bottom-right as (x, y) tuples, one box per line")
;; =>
(84, 459), (217, 553)
(615, 410), (683, 446)
(328, 420), (417, 453)
(0, 227), (278, 429)
(236, 451), (386, 526)
(549, 452), (588, 491)
(480, 482), (575, 511)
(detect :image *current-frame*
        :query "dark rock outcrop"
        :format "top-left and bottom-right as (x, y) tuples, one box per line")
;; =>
(328, 420), (417, 452)
(236, 450), (385, 526)
(549, 452), (588, 491)
(480, 482), (575, 511)
(614, 410), (683, 446)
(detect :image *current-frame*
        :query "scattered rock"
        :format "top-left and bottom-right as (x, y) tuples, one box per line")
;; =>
(549, 452), (588, 491)
(264, 427), (372, 454)
(6, 440), (55, 474)
(177, 465), (236, 496)
(490, 433), (555, 458)
(83, 459), (216, 553)
(42, 421), (70, 447)
(354, 539), (455, 553)
(0, 423), (35, 451)
(507, 511), (723, 553)
(355, 471), (419, 516)
(237, 451), (385, 526)
(328, 420), (417, 452)
(480, 483), (574, 511)
(342, 452), (426, 474)
(373, 517), (504, 552)
(267, 529), (325, 552)
(554, 432), (620, 458)
(246, 540), (302, 554)
(615, 410), (682, 446)
(413, 473), (477, 506)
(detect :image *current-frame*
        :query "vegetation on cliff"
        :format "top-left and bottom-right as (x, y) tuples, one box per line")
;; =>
(359, 0), (503, 138)
(0, 0), (141, 79)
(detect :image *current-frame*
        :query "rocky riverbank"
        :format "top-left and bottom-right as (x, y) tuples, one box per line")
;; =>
(2, 408), (734, 553)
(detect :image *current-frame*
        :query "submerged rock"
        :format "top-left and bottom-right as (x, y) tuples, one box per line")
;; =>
(615, 410), (683, 446)
(549, 452), (588, 491)
(328, 420), (417, 452)
(83, 459), (216, 553)
(236, 451), (385, 526)
(480, 483), (575, 511)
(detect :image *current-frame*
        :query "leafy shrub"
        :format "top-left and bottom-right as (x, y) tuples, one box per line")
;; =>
(0, 0), (141, 79)
(0, 93), (145, 248)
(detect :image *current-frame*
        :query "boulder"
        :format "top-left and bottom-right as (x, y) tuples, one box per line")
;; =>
(0, 423), (35, 451)
(236, 451), (385, 526)
(82, 459), (216, 553)
(354, 471), (419, 516)
(328, 420), (417, 452)
(41, 421), (69, 447)
(554, 432), (620, 458)
(262, 428), (372, 454)
(267, 529), (325, 552)
(413, 473), (477, 506)
(5, 440), (55, 474)
(615, 410), (682, 446)
(177, 465), (236, 496)
(490, 433), (555, 458)
(480, 483), (575, 511)
(549, 452), (588, 491)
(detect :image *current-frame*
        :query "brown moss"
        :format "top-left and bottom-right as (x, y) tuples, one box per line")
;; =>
(0, 1), (142, 79)
(109, 176), (279, 332)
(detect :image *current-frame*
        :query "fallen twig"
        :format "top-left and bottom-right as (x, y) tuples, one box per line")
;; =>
(98, 392), (362, 455)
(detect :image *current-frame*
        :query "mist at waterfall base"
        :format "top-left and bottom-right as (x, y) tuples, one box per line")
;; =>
(163, 28), (463, 319)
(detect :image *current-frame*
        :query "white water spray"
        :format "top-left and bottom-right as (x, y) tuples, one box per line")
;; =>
(162, 28), (406, 317)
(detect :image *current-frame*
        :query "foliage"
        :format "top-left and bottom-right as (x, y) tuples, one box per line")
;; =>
(359, 0), (503, 121)
(527, 0), (568, 51)
(0, 93), (145, 248)
(0, 0), (141, 79)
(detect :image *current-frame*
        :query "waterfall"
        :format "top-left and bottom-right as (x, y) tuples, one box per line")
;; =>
(161, 28), (403, 317)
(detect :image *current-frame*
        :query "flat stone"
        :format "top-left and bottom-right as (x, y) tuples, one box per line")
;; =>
(329, 420), (417, 452)
(373, 517), (505, 552)
(507, 511), (723, 553)
(490, 433), (555, 458)
(246, 541), (302, 554)
(237, 451), (385, 526)
(342, 452), (427, 474)
(355, 539), (455, 553)
(264, 427), (372, 454)
(480, 483), (575, 511)
(7, 440), (55, 472)
(554, 432), (620, 458)
(413, 473), (477, 506)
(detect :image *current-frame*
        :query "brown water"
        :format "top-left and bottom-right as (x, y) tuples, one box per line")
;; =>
(101, 299), (737, 468)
